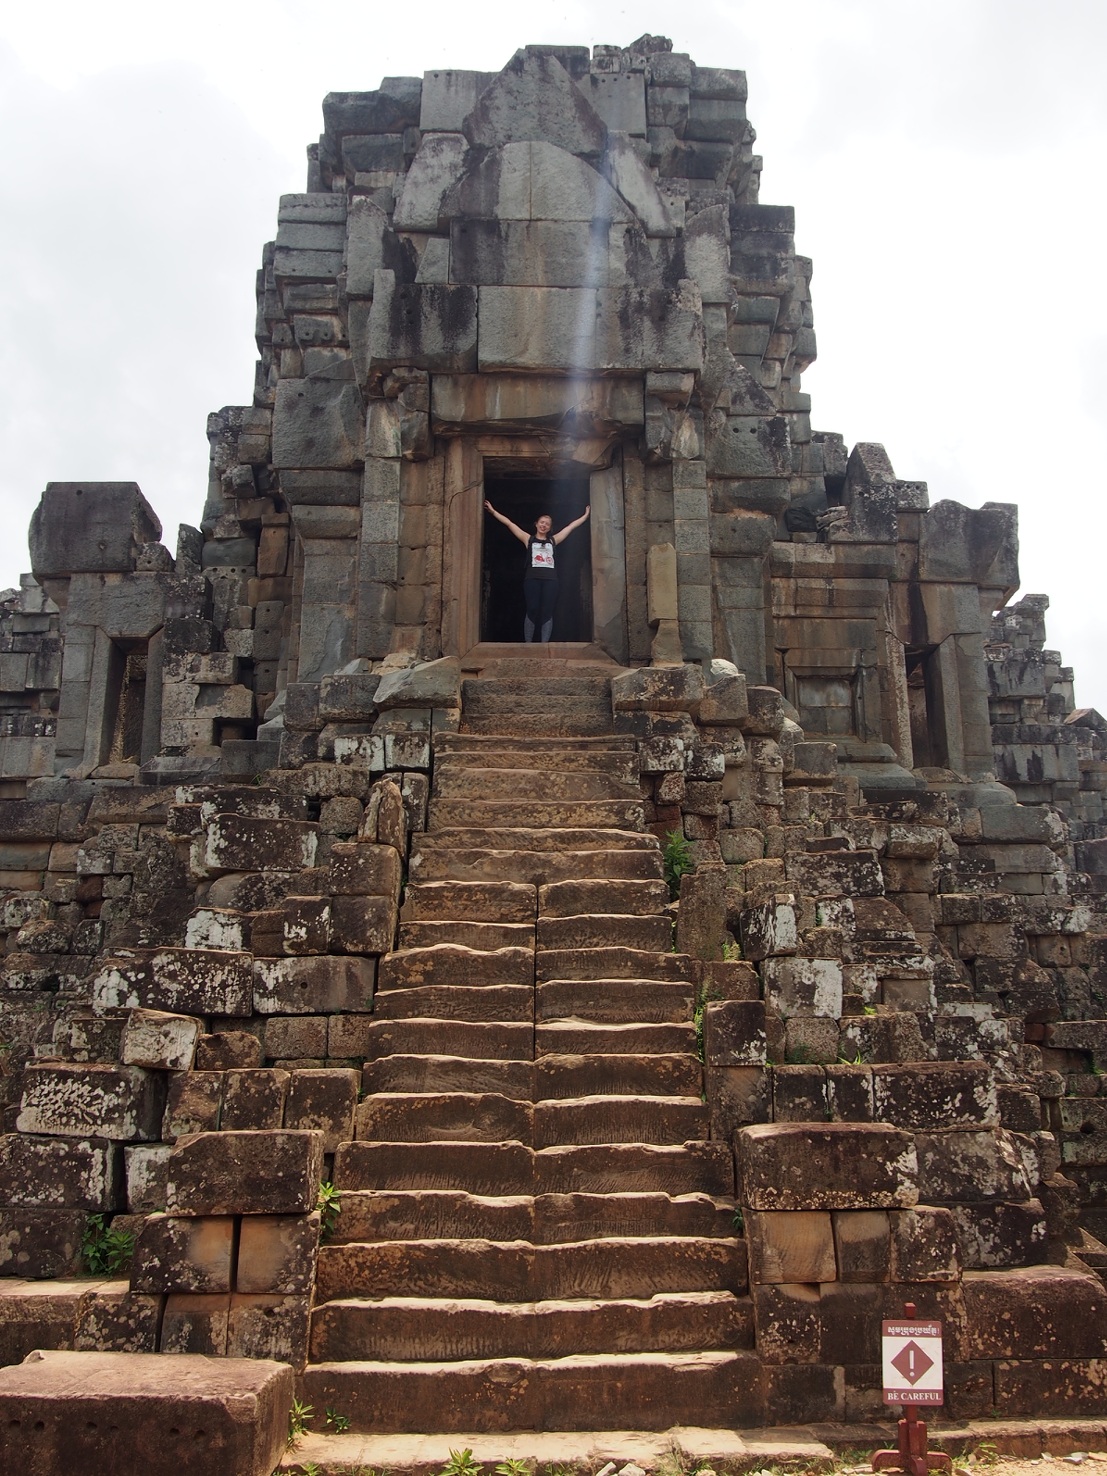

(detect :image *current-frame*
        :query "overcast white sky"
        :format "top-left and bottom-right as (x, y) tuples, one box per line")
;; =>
(1, 1), (1105, 703)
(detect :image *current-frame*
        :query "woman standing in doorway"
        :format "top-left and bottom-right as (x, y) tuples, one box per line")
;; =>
(483, 501), (591, 643)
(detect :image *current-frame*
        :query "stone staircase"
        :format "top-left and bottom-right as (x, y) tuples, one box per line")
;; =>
(302, 705), (757, 1430)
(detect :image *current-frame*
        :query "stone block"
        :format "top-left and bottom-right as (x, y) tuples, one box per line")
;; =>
(220, 1069), (290, 1131)
(950, 1199), (1047, 1269)
(368, 273), (478, 372)
(752, 1281), (821, 1363)
(163, 1072), (223, 1142)
(329, 894), (395, 953)
(871, 1062), (998, 1131)
(125, 1144), (174, 1213)
(993, 1357), (1107, 1416)
(92, 950), (254, 1017)
(915, 1128), (1032, 1203)
(703, 1000), (766, 1066)
(736, 1122), (919, 1210)
(0, 1349), (292, 1476)
(236, 1212), (320, 1294)
(762, 957), (843, 1018)
(202, 814), (317, 874)
(73, 1289), (161, 1353)
(165, 1130), (324, 1216)
(253, 955), (375, 1015)
(0, 1210), (86, 1277)
(17, 1065), (165, 1143)
(960, 1265), (1107, 1359)
(130, 1214), (236, 1293)
(194, 1032), (262, 1070)
(746, 1210), (836, 1284)
(284, 1069), (359, 1153)
(272, 377), (364, 469)
(888, 1206), (961, 1281)
(833, 1210), (890, 1282)
(119, 1009), (203, 1072)
(787, 847), (884, 897)
(0, 1134), (120, 1210)
(160, 1293), (231, 1355)
(30, 483), (161, 578)
(226, 1293), (311, 1369)
(739, 898), (797, 960)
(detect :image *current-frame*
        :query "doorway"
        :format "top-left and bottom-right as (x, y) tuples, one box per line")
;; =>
(481, 474), (593, 643)
(905, 646), (948, 768)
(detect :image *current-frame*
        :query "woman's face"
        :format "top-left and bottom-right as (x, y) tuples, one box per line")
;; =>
(535, 515), (553, 538)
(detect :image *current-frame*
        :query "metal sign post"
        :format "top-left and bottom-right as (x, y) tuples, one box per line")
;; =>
(872, 1302), (952, 1476)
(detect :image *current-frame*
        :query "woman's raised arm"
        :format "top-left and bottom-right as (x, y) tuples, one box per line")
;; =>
(553, 505), (591, 545)
(484, 500), (531, 548)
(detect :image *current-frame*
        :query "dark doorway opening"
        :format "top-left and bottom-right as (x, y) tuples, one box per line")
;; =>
(481, 473), (593, 643)
(905, 646), (948, 768)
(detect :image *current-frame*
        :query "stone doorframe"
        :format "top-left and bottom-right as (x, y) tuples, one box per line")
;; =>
(441, 436), (629, 664)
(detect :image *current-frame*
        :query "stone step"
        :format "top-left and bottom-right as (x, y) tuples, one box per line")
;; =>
(378, 944), (534, 990)
(462, 676), (614, 705)
(371, 985), (534, 1023)
(362, 1055), (535, 1098)
(537, 1020), (697, 1055)
(435, 733), (636, 755)
(300, 1350), (760, 1432)
(427, 799), (646, 831)
(537, 979), (696, 1025)
(534, 1096), (709, 1148)
(535, 1053), (702, 1099)
(329, 1190), (736, 1246)
(410, 847), (663, 886)
(334, 1141), (734, 1196)
(433, 767), (641, 801)
(362, 1020), (534, 1062)
(398, 920), (536, 951)
(310, 1289), (751, 1362)
(537, 915), (673, 952)
(536, 947), (697, 983)
(315, 1235), (745, 1303)
(436, 751), (639, 783)
(414, 826), (660, 854)
(539, 879), (670, 918)
(461, 712), (614, 738)
(356, 1092), (533, 1144)
(400, 881), (537, 924)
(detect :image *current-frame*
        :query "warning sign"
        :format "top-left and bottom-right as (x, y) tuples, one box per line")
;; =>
(881, 1319), (944, 1404)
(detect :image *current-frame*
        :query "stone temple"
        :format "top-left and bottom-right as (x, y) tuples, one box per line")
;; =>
(2, 34), (1107, 1469)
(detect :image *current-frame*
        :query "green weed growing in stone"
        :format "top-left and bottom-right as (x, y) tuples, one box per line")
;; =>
(317, 1181), (342, 1242)
(80, 1214), (135, 1276)
(496, 1461), (534, 1476)
(440, 1449), (484, 1476)
(721, 938), (741, 961)
(663, 829), (694, 900)
(324, 1405), (351, 1433)
(287, 1396), (314, 1450)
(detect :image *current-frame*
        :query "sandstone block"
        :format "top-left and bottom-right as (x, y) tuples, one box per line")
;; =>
(832, 1209), (890, 1282)
(950, 1199), (1047, 1269)
(202, 813), (317, 874)
(752, 1281), (821, 1363)
(220, 1069), (290, 1130)
(0, 1134), (120, 1210)
(0, 1209), (86, 1277)
(125, 1144), (174, 1212)
(17, 1064), (165, 1142)
(227, 1292), (311, 1369)
(166, 1130), (324, 1216)
(119, 1009), (203, 1072)
(0, 1349), (292, 1476)
(160, 1293), (231, 1355)
(284, 1069), (359, 1152)
(888, 1206), (961, 1281)
(961, 1265), (1107, 1359)
(163, 1072), (223, 1141)
(130, 1214), (235, 1293)
(73, 1288), (162, 1353)
(194, 1032), (262, 1070)
(915, 1128), (1032, 1203)
(92, 949), (254, 1017)
(762, 956), (843, 1018)
(329, 894), (395, 953)
(254, 955), (375, 1014)
(746, 1210), (836, 1284)
(236, 1212), (320, 1294)
(871, 1062), (998, 1130)
(736, 1123), (919, 1210)
(327, 840), (403, 898)
(703, 999), (766, 1065)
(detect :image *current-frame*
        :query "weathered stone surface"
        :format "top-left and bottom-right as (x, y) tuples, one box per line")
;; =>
(30, 483), (161, 578)
(253, 955), (375, 1014)
(736, 1123), (918, 1210)
(166, 1130), (324, 1215)
(0, 1349), (292, 1476)
(92, 950), (254, 1017)
(0, 1134), (120, 1210)
(119, 1009), (203, 1072)
(17, 1065), (164, 1142)
(130, 1214), (236, 1293)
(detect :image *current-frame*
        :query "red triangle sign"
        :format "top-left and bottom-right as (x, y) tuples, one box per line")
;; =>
(890, 1340), (935, 1385)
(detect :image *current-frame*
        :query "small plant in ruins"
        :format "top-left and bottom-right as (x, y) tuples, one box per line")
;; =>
(324, 1405), (351, 1433)
(286, 1396), (314, 1450)
(720, 938), (741, 962)
(441, 1450), (485, 1476)
(317, 1181), (342, 1241)
(662, 828), (694, 900)
(80, 1214), (135, 1276)
(496, 1461), (534, 1476)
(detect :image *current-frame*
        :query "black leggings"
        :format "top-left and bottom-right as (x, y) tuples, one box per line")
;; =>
(523, 577), (558, 642)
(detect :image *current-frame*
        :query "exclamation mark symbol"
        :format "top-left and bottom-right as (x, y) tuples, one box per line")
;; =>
(909, 1346), (915, 1378)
